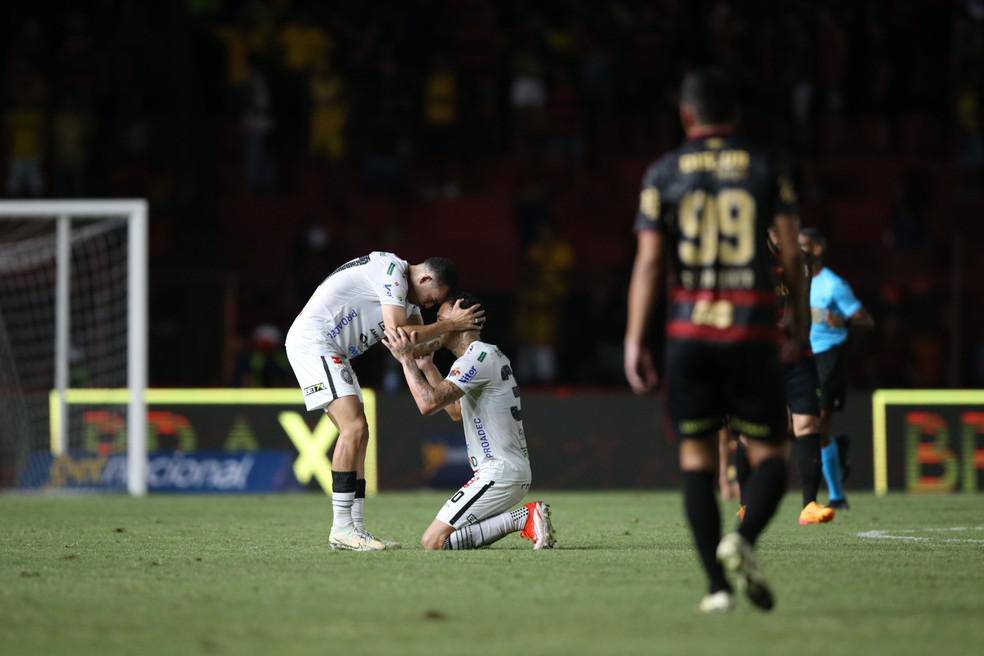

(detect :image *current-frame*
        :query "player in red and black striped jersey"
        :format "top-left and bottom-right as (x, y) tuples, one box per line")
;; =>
(625, 69), (808, 614)
(769, 229), (835, 525)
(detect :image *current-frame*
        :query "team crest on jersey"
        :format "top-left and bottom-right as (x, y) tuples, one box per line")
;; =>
(303, 383), (326, 396)
(331, 355), (343, 365)
(341, 368), (354, 384)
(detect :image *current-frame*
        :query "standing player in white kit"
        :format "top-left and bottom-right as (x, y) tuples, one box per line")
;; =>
(382, 291), (555, 551)
(286, 252), (485, 551)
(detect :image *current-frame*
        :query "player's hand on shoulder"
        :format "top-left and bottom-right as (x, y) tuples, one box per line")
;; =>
(623, 341), (659, 395)
(445, 299), (486, 331)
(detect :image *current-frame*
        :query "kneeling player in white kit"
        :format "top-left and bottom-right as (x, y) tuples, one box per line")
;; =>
(383, 291), (555, 550)
(286, 252), (484, 551)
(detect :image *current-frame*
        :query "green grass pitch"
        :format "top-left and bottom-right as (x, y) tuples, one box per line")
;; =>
(2, 491), (983, 655)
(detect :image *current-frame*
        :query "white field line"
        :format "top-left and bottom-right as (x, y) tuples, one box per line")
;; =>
(856, 526), (984, 544)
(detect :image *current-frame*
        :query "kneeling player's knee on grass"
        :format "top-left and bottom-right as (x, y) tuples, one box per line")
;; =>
(421, 534), (444, 550)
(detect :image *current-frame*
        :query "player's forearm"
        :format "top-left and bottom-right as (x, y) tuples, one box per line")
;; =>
(411, 339), (441, 359)
(408, 320), (465, 343)
(625, 254), (660, 344)
(849, 308), (874, 331)
(419, 360), (445, 387)
(400, 359), (443, 415)
(419, 361), (463, 421)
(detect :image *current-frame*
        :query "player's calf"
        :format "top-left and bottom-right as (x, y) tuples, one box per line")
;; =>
(426, 503), (555, 551)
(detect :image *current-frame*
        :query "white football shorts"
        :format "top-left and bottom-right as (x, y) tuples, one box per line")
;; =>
(436, 459), (531, 529)
(286, 343), (362, 411)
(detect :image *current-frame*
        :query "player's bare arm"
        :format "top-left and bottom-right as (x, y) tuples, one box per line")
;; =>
(624, 229), (663, 394)
(417, 354), (462, 421)
(848, 307), (875, 331)
(774, 213), (808, 342)
(403, 311), (443, 358)
(383, 327), (464, 415)
(381, 300), (484, 344)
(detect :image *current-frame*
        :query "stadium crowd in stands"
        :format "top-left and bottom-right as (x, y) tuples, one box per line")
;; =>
(2, 0), (982, 389)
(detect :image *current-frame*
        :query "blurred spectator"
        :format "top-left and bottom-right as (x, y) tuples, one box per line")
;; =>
(516, 222), (574, 384)
(510, 51), (547, 138)
(241, 62), (276, 192)
(421, 59), (460, 198)
(309, 60), (348, 161)
(546, 67), (583, 165)
(278, 13), (331, 75)
(51, 97), (93, 195)
(232, 324), (291, 387)
(955, 69), (983, 190)
(4, 88), (46, 196)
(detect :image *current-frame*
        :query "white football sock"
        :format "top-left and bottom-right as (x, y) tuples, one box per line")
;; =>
(331, 491), (355, 530)
(443, 507), (527, 550)
(351, 497), (365, 531)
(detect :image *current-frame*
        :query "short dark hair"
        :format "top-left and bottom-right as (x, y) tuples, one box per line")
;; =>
(444, 289), (481, 311)
(799, 227), (828, 250)
(680, 68), (737, 125)
(423, 257), (459, 290)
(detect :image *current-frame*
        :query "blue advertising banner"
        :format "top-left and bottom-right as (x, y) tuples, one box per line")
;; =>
(19, 451), (303, 493)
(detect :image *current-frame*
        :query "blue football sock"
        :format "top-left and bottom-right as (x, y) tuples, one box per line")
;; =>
(822, 442), (845, 502)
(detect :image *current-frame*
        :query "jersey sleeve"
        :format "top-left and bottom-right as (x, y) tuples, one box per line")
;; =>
(831, 277), (862, 318)
(634, 162), (666, 233)
(371, 254), (409, 308)
(445, 349), (491, 395)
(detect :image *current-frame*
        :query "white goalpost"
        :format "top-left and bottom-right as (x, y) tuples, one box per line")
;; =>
(0, 200), (148, 496)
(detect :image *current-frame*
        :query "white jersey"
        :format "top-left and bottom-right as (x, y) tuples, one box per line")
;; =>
(446, 341), (531, 476)
(286, 252), (420, 358)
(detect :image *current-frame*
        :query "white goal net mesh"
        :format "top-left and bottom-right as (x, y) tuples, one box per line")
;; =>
(0, 217), (129, 488)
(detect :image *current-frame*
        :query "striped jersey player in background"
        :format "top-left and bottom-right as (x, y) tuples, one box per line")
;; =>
(729, 227), (834, 526)
(625, 69), (807, 613)
(383, 291), (555, 551)
(285, 252), (484, 551)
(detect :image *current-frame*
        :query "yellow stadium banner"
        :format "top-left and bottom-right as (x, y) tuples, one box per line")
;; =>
(871, 389), (984, 496)
(48, 388), (377, 495)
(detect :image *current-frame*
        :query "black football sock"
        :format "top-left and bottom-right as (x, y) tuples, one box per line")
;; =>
(734, 440), (751, 506)
(682, 470), (732, 594)
(737, 457), (787, 546)
(331, 471), (357, 529)
(796, 434), (822, 506)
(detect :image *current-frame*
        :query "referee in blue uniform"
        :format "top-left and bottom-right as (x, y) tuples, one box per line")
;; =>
(798, 228), (873, 509)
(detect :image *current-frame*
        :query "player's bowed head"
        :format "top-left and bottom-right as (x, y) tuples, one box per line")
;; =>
(408, 256), (460, 309)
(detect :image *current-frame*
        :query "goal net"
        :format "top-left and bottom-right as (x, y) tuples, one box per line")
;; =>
(0, 201), (147, 495)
